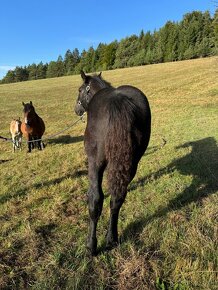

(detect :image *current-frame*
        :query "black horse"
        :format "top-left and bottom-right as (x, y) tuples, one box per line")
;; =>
(75, 71), (151, 255)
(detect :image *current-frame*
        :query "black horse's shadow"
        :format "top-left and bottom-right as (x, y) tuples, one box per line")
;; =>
(48, 135), (84, 145)
(122, 137), (218, 244)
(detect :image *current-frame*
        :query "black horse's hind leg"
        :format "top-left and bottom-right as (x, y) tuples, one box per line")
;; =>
(87, 160), (105, 255)
(106, 191), (127, 249)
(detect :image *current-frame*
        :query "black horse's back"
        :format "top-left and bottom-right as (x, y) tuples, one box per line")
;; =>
(75, 71), (151, 255)
(102, 86), (151, 196)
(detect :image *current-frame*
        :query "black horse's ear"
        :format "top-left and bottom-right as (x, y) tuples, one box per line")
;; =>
(30, 101), (32, 105)
(22, 102), (25, 106)
(81, 70), (87, 81)
(98, 72), (102, 78)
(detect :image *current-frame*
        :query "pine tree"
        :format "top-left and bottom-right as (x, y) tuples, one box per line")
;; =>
(213, 9), (218, 53)
(64, 49), (74, 75)
(152, 31), (164, 63)
(74, 49), (87, 74)
(46, 61), (58, 78)
(197, 37), (211, 57)
(144, 47), (154, 64)
(72, 48), (80, 71)
(143, 31), (152, 53)
(93, 43), (106, 71)
(85, 47), (96, 72)
(102, 41), (118, 70)
(37, 62), (47, 79)
(28, 63), (37, 80)
(114, 35), (139, 68)
(64, 49), (80, 75)
(14, 66), (29, 82)
(1, 70), (15, 83)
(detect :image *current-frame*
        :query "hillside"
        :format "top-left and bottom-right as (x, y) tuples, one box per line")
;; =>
(0, 57), (218, 289)
(1, 10), (218, 84)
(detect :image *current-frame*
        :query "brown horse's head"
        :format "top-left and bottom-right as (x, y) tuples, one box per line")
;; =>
(22, 101), (35, 126)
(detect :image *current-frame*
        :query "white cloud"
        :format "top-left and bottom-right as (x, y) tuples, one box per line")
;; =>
(0, 65), (16, 71)
(0, 65), (16, 80)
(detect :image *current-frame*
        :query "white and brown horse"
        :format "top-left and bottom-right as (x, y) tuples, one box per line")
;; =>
(10, 118), (22, 152)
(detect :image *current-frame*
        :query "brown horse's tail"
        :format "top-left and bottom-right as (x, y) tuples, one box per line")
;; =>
(105, 96), (136, 197)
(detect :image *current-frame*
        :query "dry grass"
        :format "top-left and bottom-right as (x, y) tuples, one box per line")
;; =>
(0, 57), (218, 289)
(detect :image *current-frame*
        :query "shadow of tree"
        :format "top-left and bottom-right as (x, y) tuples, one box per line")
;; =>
(122, 137), (218, 243)
(48, 135), (84, 145)
(0, 169), (87, 204)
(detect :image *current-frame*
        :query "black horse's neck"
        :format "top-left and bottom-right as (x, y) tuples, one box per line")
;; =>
(90, 75), (112, 94)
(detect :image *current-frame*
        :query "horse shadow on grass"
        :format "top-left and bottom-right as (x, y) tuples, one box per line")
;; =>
(48, 134), (84, 145)
(122, 137), (218, 245)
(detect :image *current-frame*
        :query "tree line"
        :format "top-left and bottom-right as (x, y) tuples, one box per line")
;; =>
(1, 10), (218, 84)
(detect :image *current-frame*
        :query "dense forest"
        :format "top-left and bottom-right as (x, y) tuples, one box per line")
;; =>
(1, 10), (218, 84)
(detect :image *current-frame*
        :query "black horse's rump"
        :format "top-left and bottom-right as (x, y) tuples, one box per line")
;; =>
(75, 71), (151, 255)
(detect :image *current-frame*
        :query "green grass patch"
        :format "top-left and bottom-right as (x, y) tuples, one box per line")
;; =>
(0, 57), (218, 289)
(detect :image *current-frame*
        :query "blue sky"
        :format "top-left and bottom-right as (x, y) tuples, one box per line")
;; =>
(0, 0), (216, 79)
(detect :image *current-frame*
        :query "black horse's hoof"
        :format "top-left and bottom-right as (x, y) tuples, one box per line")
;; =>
(86, 238), (97, 256)
(86, 247), (98, 257)
(86, 244), (98, 256)
(106, 239), (119, 251)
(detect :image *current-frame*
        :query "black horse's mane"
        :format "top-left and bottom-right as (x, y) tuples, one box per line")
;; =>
(91, 74), (112, 89)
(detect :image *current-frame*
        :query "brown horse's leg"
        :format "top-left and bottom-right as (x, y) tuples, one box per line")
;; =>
(86, 159), (105, 256)
(36, 138), (42, 150)
(106, 191), (127, 249)
(27, 135), (32, 153)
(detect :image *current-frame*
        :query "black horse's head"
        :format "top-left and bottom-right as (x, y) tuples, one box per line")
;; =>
(75, 70), (109, 116)
(22, 101), (35, 125)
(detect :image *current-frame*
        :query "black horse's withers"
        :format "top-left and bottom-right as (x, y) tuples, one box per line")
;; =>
(74, 71), (151, 255)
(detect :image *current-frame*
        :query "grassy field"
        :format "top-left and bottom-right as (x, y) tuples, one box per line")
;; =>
(0, 57), (217, 290)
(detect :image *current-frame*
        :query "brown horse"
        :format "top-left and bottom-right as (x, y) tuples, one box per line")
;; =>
(21, 101), (45, 153)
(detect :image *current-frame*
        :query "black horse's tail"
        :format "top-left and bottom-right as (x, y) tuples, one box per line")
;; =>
(105, 96), (136, 197)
